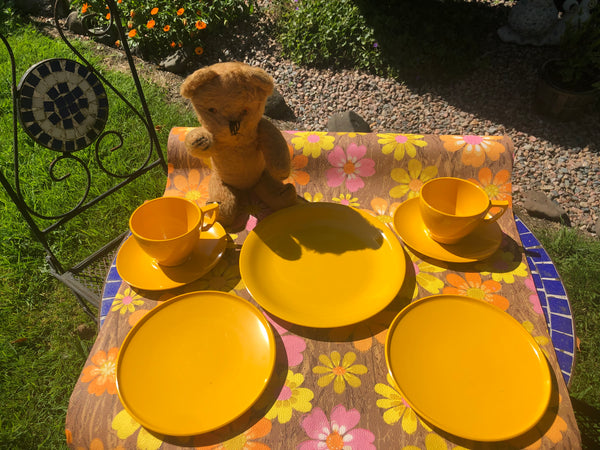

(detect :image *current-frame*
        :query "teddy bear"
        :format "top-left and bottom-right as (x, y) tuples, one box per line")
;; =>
(180, 61), (298, 231)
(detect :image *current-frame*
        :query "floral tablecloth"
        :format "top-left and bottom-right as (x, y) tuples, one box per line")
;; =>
(66, 130), (581, 449)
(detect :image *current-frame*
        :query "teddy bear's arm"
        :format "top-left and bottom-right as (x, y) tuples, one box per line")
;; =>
(257, 118), (291, 181)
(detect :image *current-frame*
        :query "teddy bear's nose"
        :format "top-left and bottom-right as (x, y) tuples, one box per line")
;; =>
(229, 120), (241, 136)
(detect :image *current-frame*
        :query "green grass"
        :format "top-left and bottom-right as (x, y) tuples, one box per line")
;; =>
(0, 24), (196, 448)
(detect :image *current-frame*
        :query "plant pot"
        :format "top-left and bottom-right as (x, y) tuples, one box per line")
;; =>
(534, 59), (599, 121)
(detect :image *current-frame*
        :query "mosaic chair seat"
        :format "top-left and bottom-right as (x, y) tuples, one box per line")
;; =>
(0, 3), (167, 322)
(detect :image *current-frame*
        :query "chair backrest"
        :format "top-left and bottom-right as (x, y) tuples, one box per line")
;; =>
(0, 1), (167, 320)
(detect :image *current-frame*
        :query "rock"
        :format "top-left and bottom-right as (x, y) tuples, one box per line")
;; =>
(159, 50), (189, 74)
(264, 88), (295, 120)
(327, 110), (372, 133)
(595, 218), (600, 236)
(66, 11), (86, 36)
(522, 190), (571, 225)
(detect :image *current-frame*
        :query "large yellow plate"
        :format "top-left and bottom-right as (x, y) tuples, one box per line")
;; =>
(385, 295), (552, 441)
(116, 291), (276, 436)
(240, 202), (406, 328)
(393, 197), (502, 263)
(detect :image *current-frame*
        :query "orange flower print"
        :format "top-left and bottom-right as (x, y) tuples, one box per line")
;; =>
(285, 144), (310, 186)
(146, 19), (155, 29)
(80, 348), (118, 396)
(164, 169), (210, 204)
(469, 167), (512, 207)
(196, 418), (272, 449)
(366, 197), (401, 226)
(196, 20), (207, 30)
(128, 29), (137, 38)
(150, 7), (159, 15)
(441, 135), (505, 167)
(177, 8), (185, 15)
(443, 272), (510, 311)
(172, 126), (193, 142)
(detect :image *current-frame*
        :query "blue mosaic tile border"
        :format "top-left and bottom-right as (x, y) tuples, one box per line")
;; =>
(515, 216), (576, 387)
(100, 217), (577, 386)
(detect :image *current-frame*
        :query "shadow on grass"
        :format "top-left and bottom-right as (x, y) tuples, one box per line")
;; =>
(570, 396), (600, 449)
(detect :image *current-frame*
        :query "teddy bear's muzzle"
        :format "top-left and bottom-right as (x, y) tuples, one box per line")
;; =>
(229, 120), (241, 136)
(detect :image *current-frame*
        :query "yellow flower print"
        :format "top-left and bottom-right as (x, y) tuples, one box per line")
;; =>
(406, 249), (445, 298)
(441, 135), (505, 167)
(193, 258), (243, 292)
(389, 159), (437, 199)
(367, 197), (401, 226)
(375, 373), (431, 433)
(164, 169), (210, 204)
(290, 132), (335, 158)
(522, 320), (551, 359)
(475, 250), (528, 284)
(378, 133), (427, 160)
(303, 191), (323, 202)
(332, 193), (359, 207)
(312, 351), (368, 393)
(111, 287), (144, 314)
(111, 409), (163, 450)
(266, 370), (313, 424)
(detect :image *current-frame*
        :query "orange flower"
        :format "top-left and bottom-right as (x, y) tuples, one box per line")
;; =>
(105, 12), (110, 20)
(128, 29), (137, 38)
(117, 0), (122, 3)
(163, 25), (170, 32)
(469, 167), (512, 207)
(170, 41), (176, 48)
(195, 46), (204, 55)
(80, 348), (119, 396)
(150, 7), (159, 15)
(443, 273), (510, 311)
(146, 19), (155, 29)
(81, 3), (89, 13)
(196, 20), (207, 30)
(177, 8), (185, 15)
(115, 40), (120, 47)
(129, 9), (135, 17)
(440, 135), (505, 167)
(196, 418), (272, 449)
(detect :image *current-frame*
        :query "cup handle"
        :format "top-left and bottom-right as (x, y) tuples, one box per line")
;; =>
(200, 202), (219, 231)
(483, 200), (509, 224)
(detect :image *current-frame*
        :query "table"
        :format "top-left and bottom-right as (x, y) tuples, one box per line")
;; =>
(66, 131), (581, 449)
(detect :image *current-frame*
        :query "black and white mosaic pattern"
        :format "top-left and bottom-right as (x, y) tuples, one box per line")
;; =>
(17, 58), (109, 152)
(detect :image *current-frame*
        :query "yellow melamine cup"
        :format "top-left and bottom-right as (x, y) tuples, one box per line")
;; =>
(419, 177), (508, 244)
(129, 197), (219, 266)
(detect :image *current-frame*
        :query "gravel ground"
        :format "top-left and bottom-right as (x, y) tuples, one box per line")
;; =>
(192, 5), (600, 236)
(39, 3), (600, 235)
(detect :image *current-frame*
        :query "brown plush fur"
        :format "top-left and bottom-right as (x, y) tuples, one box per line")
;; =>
(180, 62), (297, 230)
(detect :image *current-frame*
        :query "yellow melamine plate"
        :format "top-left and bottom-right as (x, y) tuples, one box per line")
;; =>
(116, 291), (276, 436)
(385, 295), (552, 442)
(393, 197), (503, 263)
(116, 223), (227, 290)
(240, 202), (406, 328)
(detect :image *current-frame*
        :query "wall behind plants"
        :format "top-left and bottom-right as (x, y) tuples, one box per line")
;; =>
(69, 0), (257, 60)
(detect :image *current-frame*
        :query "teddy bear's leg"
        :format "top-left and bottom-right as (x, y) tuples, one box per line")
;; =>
(184, 127), (214, 159)
(252, 171), (298, 211)
(209, 175), (249, 231)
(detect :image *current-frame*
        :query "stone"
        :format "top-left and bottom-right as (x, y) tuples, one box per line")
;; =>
(327, 110), (372, 133)
(522, 190), (571, 225)
(264, 88), (295, 120)
(159, 50), (189, 75)
(66, 11), (86, 36)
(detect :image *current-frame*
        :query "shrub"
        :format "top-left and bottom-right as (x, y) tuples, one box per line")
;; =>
(69, 0), (257, 60)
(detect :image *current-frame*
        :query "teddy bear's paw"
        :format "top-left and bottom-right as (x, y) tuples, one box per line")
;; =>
(185, 129), (213, 154)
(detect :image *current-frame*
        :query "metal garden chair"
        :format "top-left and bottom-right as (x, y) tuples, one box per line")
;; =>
(0, 1), (167, 322)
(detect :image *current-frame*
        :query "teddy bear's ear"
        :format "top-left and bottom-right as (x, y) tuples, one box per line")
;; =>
(180, 68), (219, 99)
(247, 67), (274, 97)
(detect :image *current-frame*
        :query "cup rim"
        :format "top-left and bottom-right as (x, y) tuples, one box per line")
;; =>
(420, 177), (488, 218)
(129, 197), (202, 243)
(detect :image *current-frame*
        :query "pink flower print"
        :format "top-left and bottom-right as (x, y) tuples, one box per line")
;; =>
(326, 144), (375, 192)
(266, 315), (306, 367)
(299, 405), (375, 450)
(525, 276), (543, 315)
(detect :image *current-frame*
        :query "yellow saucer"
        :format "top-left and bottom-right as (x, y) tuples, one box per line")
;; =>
(385, 295), (552, 442)
(116, 223), (227, 290)
(393, 197), (502, 263)
(240, 202), (406, 328)
(116, 291), (276, 436)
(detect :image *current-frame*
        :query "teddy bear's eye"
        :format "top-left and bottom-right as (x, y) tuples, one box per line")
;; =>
(208, 107), (217, 113)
